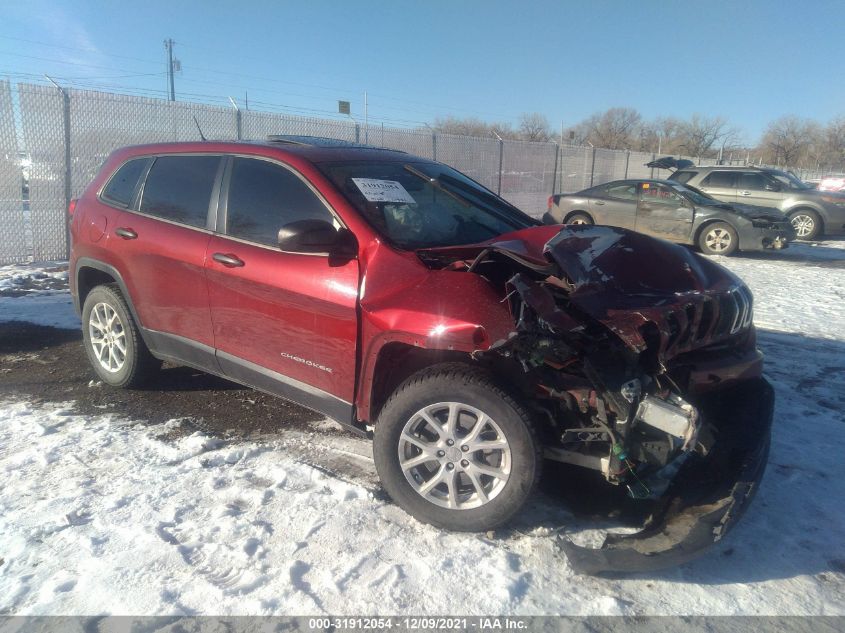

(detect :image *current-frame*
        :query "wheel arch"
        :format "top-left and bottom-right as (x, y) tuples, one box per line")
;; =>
(694, 218), (740, 250)
(75, 258), (150, 346)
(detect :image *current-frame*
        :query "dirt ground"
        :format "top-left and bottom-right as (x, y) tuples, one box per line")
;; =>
(0, 321), (324, 438)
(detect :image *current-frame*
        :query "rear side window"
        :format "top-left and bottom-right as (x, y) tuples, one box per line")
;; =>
(101, 158), (150, 208)
(701, 171), (736, 188)
(602, 182), (638, 201)
(140, 155), (220, 228)
(671, 171), (695, 184)
(225, 157), (335, 247)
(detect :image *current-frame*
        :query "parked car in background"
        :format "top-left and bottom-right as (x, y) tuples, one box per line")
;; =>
(69, 137), (774, 573)
(544, 179), (794, 255)
(667, 164), (845, 240)
(818, 174), (845, 193)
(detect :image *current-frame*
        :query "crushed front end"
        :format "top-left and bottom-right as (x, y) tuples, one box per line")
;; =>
(430, 224), (774, 574)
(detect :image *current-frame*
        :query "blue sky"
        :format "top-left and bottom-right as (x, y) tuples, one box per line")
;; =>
(0, 0), (841, 144)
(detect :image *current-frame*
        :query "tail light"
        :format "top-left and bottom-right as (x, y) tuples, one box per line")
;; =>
(68, 198), (78, 219)
(547, 195), (554, 210)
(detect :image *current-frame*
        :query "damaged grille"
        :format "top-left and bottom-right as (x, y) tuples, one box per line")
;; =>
(652, 285), (753, 359)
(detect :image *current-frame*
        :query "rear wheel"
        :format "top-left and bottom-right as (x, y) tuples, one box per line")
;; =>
(698, 222), (738, 256)
(565, 212), (593, 226)
(81, 284), (160, 388)
(373, 363), (540, 531)
(788, 209), (821, 240)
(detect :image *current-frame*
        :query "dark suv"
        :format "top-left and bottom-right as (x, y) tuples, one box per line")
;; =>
(670, 165), (845, 240)
(69, 137), (773, 573)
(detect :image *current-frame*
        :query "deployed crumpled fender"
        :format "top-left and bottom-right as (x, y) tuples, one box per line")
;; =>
(560, 377), (773, 574)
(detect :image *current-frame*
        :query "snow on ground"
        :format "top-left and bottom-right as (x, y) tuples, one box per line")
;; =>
(1, 243), (845, 616)
(0, 262), (78, 330)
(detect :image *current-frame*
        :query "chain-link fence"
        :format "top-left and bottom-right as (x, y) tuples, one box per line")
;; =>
(0, 81), (812, 264)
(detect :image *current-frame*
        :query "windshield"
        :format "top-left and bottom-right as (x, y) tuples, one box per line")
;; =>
(669, 182), (721, 206)
(766, 169), (812, 190)
(318, 160), (536, 249)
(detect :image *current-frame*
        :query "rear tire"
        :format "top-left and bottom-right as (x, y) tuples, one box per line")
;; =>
(698, 222), (738, 256)
(81, 284), (161, 388)
(373, 363), (540, 532)
(565, 212), (593, 226)
(788, 209), (821, 240)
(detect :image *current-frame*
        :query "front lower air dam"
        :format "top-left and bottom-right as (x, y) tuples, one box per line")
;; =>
(558, 378), (774, 575)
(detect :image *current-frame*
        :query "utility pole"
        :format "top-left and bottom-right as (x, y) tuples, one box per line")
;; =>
(164, 38), (176, 101)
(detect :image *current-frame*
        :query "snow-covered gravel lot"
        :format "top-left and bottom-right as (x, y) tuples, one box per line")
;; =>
(1, 241), (844, 616)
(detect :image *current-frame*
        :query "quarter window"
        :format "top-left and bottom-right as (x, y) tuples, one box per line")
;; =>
(101, 158), (150, 208)
(139, 155), (220, 228)
(225, 157), (334, 247)
(701, 171), (736, 188)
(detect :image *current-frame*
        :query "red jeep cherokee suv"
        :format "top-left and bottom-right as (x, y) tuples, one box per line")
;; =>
(70, 136), (773, 573)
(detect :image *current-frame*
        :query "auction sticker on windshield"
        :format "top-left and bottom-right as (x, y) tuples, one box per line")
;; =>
(352, 178), (416, 204)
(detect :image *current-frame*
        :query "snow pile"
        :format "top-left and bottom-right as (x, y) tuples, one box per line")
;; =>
(0, 262), (78, 330)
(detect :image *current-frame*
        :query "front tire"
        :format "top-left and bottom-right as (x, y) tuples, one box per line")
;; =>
(81, 284), (160, 388)
(788, 209), (821, 240)
(698, 222), (738, 256)
(373, 363), (540, 532)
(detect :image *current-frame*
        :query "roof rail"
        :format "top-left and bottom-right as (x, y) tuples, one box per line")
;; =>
(265, 134), (406, 152)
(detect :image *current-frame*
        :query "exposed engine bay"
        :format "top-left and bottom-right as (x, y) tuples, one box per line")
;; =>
(420, 224), (773, 574)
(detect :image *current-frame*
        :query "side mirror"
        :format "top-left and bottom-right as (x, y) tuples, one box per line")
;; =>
(278, 219), (351, 254)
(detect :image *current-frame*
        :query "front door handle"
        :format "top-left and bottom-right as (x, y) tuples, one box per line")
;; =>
(115, 227), (137, 240)
(738, 190), (752, 196)
(594, 200), (605, 205)
(212, 252), (245, 268)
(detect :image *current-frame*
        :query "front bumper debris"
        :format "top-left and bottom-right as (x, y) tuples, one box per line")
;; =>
(558, 377), (774, 575)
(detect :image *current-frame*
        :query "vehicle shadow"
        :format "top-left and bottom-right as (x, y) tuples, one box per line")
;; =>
(733, 239), (845, 264)
(512, 329), (845, 584)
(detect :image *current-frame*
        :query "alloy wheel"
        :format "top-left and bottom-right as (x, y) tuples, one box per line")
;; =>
(705, 227), (733, 253)
(398, 402), (512, 510)
(791, 214), (815, 238)
(88, 302), (127, 373)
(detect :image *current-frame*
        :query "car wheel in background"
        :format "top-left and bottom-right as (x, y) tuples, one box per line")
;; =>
(81, 284), (161, 388)
(698, 222), (738, 256)
(565, 212), (593, 226)
(788, 209), (821, 240)
(373, 363), (540, 532)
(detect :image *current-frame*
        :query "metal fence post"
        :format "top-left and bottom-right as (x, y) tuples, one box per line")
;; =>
(589, 146), (596, 187)
(229, 97), (242, 140)
(624, 151), (630, 179)
(497, 139), (504, 195)
(551, 144), (559, 195)
(46, 76), (72, 259)
(355, 123), (360, 143)
(432, 132), (437, 161)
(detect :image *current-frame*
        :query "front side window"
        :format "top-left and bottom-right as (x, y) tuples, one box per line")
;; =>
(101, 158), (150, 208)
(640, 183), (685, 206)
(701, 171), (736, 188)
(318, 160), (534, 249)
(225, 157), (335, 247)
(139, 155), (220, 228)
(739, 172), (767, 190)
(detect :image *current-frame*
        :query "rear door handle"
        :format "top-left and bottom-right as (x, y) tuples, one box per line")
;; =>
(212, 252), (245, 268)
(115, 227), (137, 240)
(594, 200), (605, 205)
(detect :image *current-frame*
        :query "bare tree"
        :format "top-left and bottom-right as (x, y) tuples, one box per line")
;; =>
(577, 107), (642, 150)
(675, 114), (736, 157)
(518, 112), (552, 142)
(432, 116), (517, 139)
(759, 116), (815, 167)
